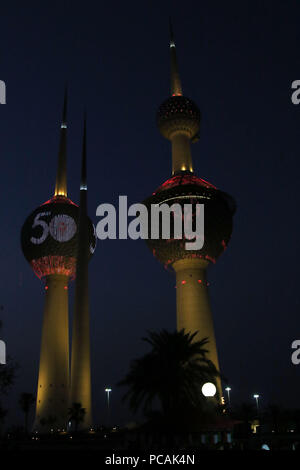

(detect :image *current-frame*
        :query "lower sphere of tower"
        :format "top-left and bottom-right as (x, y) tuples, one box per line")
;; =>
(21, 195), (96, 279)
(157, 96), (201, 141)
(143, 173), (235, 268)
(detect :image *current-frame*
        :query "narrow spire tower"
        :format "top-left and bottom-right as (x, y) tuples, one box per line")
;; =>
(70, 116), (93, 428)
(144, 24), (236, 399)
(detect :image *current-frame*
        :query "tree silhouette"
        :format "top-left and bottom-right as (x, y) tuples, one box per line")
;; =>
(119, 329), (220, 421)
(19, 392), (35, 432)
(68, 402), (86, 432)
(0, 319), (18, 430)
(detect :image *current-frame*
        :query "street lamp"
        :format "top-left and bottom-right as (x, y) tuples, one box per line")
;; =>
(225, 387), (231, 406)
(253, 394), (259, 413)
(105, 388), (112, 426)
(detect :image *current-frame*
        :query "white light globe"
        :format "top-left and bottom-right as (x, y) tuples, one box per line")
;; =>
(202, 382), (217, 397)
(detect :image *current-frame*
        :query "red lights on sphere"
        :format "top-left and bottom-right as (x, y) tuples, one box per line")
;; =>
(176, 279), (211, 288)
(41, 195), (78, 207)
(31, 256), (77, 279)
(153, 173), (217, 195)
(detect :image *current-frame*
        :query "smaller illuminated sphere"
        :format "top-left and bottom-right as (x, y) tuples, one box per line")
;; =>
(157, 95), (201, 141)
(21, 195), (96, 279)
(202, 382), (217, 397)
(144, 172), (236, 268)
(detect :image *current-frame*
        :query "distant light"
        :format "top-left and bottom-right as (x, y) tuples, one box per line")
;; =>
(61, 123), (67, 129)
(198, 279), (202, 284)
(261, 444), (270, 451)
(80, 184), (87, 190)
(202, 382), (216, 397)
(181, 280), (186, 285)
(253, 394), (259, 398)
(225, 387), (231, 392)
(105, 388), (112, 392)
(45, 286), (48, 290)
(170, 41), (175, 48)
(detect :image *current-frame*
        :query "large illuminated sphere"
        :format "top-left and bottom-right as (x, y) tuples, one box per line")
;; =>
(21, 195), (96, 279)
(202, 382), (217, 397)
(157, 96), (201, 141)
(144, 172), (235, 268)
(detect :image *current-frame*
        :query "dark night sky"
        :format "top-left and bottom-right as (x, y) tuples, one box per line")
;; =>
(0, 0), (300, 427)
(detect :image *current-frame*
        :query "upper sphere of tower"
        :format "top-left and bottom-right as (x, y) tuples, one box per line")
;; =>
(157, 95), (201, 141)
(21, 195), (96, 279)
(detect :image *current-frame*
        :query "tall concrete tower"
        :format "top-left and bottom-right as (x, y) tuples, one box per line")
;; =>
(70, 117), (94, 428)
(21, 94), (96, 431)
(144, 24), (236, 397)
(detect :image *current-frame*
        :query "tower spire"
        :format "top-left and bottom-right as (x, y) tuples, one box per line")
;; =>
(54, 87), (68, 197)
(169, 18), (183, 96)
(80, 113), (87, 191)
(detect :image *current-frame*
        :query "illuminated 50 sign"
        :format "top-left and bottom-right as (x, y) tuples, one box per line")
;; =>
(30, 212), (77, 244)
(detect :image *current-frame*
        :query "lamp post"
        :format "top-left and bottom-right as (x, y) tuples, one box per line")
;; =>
(253, 394), (259, 413)
(105, 388), (112, 427)
(225, 387), (231, 407)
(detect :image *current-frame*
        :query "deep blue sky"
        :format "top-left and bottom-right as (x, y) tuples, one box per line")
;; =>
(0, 0), (300, 427)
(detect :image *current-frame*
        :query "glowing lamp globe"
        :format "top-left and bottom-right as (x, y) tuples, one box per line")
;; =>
(21, 195), (96, 279)
(202, 382), (217, 397)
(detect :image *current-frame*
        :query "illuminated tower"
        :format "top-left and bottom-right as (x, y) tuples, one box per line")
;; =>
(21, 94), (96, 431)
(70, 117), (94, 428)
(144, 24), (235, 397)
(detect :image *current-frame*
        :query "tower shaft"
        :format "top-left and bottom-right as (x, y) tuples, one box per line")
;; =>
(70, 119), (92, 428)
(171, 133), (193, 174)
(70, 190), (92, 427)
(173, 259), (222, 396)
(34, 274), (69, 430)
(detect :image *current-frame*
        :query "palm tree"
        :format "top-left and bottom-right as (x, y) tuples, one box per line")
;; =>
(68, 402), (86, 432)
(118, 329), (220, 421)
(19, 392), (35, 433)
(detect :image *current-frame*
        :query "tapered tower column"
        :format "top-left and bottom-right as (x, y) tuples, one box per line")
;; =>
(34, 275), (69, 428)
(70, 117), (93, 428)
(173, 259), (221, 396)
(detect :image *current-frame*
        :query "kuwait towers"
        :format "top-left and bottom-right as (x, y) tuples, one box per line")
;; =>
(21, 93), (96, 430)
(144, 24), (235, 397)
